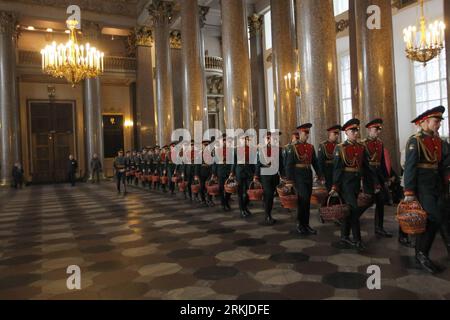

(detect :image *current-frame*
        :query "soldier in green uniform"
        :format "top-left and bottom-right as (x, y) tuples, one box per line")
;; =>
(330, 119), (378, 252)
(285, 124), (321, 236)
(440, 138), (450, 258)
(113, 150), (127, 195)
(231, 133), (256, 219)
(214, 134), (233, 212)
(403, 106), (446, 273)
(282, 131), (299, 174)
(318, 125), (341, 191)
(184, 140), (197, 202)
(195, 140), (215, 207)
(166, 142), (178, 195)
(255, 131), (284, 226)
(125, 151), (132, 185)
(160, 146), (169, 193)
(362, 119), (393, 238)
(152, 146), (162, 190)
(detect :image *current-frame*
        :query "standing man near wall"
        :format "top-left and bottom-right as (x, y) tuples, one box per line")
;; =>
(90, 153), (102, 184)
(67, 154), (78, 187)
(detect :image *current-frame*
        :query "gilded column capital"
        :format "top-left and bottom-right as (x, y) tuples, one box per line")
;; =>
(135, 26), (154, 47)
(0, 11), (17, 35)
(248, 14), (263, 38)
(170, 30), (181, 49)
(148, 0), (173, 27)
(199, 6), (210, 28)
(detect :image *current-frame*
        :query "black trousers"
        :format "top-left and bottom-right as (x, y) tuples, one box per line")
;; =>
(261, 175), (279, 218)
(92, 169), (101, 183)
(68, 172), (76, 186)
(218, 175), (231, 207)
(13, 177), (23, 189)
(374, 189), (385, 230)
(237, 177), (251, 211)
(294, 169), (313, 227)
(116, 172), (127, 192)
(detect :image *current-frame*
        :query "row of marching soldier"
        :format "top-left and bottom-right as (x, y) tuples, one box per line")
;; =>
(112, 106), (450, 274)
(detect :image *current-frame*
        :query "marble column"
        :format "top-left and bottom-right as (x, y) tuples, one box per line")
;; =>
(82, 20), (104, 177)
(135, 26), (156, 147)
(148, 0), (174, 146)
(270, 0), (297, 144)
(296, 0), (340, 147)
(0, 11), (19, 186)
(83, 77), (104, 177)
(445, 0), (450, 132)
(221, 0), (253, 130)
(180, 1), (209, 133)
(350, 0), (400, 171)
(170, 30), (183, 131)
(249, 13), (267, 132)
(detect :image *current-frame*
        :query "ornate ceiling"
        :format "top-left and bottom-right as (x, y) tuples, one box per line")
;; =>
(12, 0), (141, 18)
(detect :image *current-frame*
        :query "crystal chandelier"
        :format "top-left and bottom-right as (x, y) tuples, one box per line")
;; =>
(403, 0), (446, 66)
(40, 19), (104, 86)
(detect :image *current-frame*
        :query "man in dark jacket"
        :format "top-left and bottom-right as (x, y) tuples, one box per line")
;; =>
(12, 163), (24, 189)
(90, 154), (102, 184)
(68, 154), (78, 186)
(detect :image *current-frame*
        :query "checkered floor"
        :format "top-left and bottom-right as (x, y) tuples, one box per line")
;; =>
(0, 182), (449, 300)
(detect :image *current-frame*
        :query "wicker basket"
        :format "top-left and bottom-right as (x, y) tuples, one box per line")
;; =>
(247, 181), (264, 201)
(178, 181), (187, 192)
(206, 178), (220, 196)
(276, 181), (292, 197)
(311, 184), (328, 206)
(319, 196), (350, 222)
(161, 176), (169, 185)
(191, 179), (201, 194)
(171, 175), (180, 184)
(397, 200), (428, 235)
(357, 192), (374, 208)
(224, 178), (238, 194)
(151, 175), (160, 183)
(280, 195), (298, 209)
(126, 170), (135, 177)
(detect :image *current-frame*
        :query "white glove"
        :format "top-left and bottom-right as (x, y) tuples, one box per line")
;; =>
(404, 196), (416, 202)
(329, 190), (339, 197)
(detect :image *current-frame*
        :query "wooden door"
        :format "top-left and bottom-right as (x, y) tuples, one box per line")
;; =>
(29, 102), (75, 183)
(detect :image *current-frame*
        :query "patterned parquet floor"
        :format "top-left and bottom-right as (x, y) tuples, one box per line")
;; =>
(0, 182), (449, 300)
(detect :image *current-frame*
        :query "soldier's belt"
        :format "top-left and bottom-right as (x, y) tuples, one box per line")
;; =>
(202, 164), (210, 167)
(344, 167), (360, 173)
(325, 160), (333, 165)
(116, 165), (125, 169)
(417, 163), (438, 170)
(369, 162), (381, 167)
(295, 164), (311, 169)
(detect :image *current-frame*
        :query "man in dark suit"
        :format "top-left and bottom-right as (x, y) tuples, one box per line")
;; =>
(68, 154), (78, 186)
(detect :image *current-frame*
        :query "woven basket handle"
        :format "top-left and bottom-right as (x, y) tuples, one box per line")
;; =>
(326, 195), (343, 207)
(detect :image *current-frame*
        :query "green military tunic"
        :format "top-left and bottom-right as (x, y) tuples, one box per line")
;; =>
(333, 140), (375, 243)
(285, 141), (321, 229)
